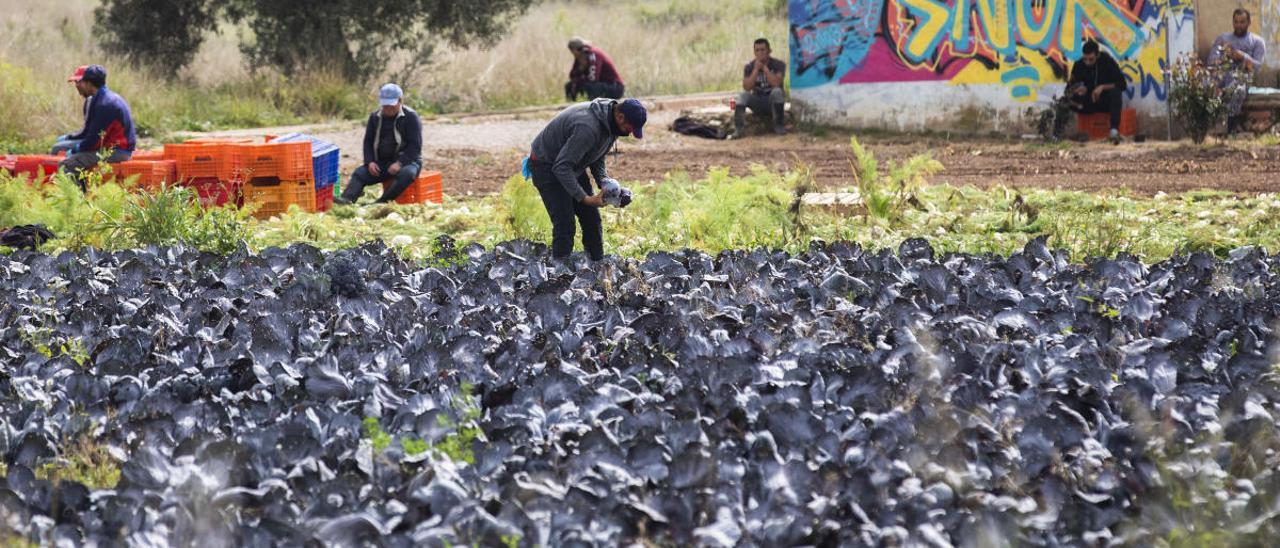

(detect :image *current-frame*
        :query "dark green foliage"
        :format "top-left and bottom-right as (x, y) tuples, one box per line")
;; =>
(95, 0), (223, 76)
(96, 0), (536, 81)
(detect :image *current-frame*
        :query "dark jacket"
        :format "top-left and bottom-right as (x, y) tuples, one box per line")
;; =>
(1069, 52), (1127, 93)
(529, 99), (618, 202)
(362, 106), (422, 166)
(743, 57), (787, 96)
(67, 86), (136, 153)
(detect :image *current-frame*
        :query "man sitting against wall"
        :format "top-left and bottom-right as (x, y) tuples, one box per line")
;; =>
(1208, 8), (1266, 135)
(1066, 40), (1128, 145)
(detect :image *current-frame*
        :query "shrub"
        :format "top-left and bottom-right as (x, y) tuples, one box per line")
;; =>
(1167, 54), (1249, 144)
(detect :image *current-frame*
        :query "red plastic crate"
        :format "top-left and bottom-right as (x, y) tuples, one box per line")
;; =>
(1077, 108), (1137, 140)
(315, 185), (334, 212)
(236, 141), (312, 181)
(386, 170), (443, 204)
(165, 143), (243, 180)
(0, 155), (15, 176)
(13, 155), (62, 184)
(109, 160), (178, 190)
(244, 179), (315, 219)
(182, 177), (243, 208)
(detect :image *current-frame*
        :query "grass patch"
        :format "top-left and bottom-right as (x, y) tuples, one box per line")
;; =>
(364, 383), (483, 465)
(35, 434), (120, 490)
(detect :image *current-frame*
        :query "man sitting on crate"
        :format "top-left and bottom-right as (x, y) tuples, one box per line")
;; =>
(55, 64), (136, 190)
(335, 83), (422, 205)
(1066, 40), (1128, 145)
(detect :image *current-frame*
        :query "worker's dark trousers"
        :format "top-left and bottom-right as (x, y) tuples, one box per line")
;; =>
(1070, 88), (1124, 130)
(341, 161), (420, 203)
(59, 149), (132, 192)
(565, 81), (624, 102)
(529, 159), (603, 261)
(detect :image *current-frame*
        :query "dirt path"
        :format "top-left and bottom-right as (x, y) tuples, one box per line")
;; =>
(186, 100), (1280, 197)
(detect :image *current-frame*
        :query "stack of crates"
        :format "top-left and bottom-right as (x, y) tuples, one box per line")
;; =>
(386, 171), (444, 205)
(238, 140), (316, 218)
(165, 142), (245, 207)
(270, 133), (339, 212)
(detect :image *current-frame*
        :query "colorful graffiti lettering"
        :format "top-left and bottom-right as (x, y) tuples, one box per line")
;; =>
(789, 0), (1195, 102)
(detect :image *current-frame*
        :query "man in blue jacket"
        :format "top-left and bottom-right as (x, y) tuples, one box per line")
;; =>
(526, 97), (646, 261)
(335, 83), (423, 205)
(56, 64), (136, 190)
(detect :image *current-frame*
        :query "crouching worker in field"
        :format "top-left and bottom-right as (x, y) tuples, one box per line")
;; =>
(1067, 40), (1128, 144)
(335, 83), (422, 205)
(564, 37), (625, 102)
(56, 64), (136, 191)
(525, 98), (646, 261)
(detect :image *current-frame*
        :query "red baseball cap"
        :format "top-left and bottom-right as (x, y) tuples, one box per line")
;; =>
(67, 65), (88, 83)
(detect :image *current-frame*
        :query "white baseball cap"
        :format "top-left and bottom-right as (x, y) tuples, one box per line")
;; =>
(379, 83), (403, 106)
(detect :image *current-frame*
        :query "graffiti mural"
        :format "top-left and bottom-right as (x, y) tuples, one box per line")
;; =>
(789, 0), (1195, 101)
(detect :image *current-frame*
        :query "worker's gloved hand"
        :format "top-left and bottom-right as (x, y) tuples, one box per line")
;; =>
(599, 178), (633, 208)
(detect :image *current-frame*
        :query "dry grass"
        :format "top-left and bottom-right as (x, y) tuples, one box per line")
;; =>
(405, 0), (788, 110)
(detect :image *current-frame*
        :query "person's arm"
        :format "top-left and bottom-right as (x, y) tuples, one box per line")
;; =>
(763, 60), (785, 88)
(1208, 37), (1226, 65)
(742, 63), (757, 91)
(1106, 56), (1127, 91)
(1243, 39), (1265, 72)
(587, 51), (601, 82)
(65, 96), (96, 142)
(72, 100), (117, 153)
(398, 113), (422, 167)
(362, 114), (376, 166)
(551, 123), (599, 203)
(589, 149), (609, 186)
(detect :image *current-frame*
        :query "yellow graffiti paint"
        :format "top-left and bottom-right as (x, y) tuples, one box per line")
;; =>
(1060, 0), (1142, 58)
(975, 0), (1014, 55)
(1016, 0), (1063, 49)
(949, 45), (1061, 102)
(899, 0), (953, 62)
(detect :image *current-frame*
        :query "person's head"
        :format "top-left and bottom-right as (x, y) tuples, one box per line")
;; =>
(68, 64), (106, 97)
(378, 83), (403, 116)
(1081, 40), (1100, 66)
(568, 36), (590, 58)
(612, 98), (647, 139)
(753, 38), (771, 62)
(1233, 9), (1251, 37)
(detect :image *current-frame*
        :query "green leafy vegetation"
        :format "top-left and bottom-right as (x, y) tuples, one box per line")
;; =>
(362, 383), (482, 464)
(35, 434), (121, 490)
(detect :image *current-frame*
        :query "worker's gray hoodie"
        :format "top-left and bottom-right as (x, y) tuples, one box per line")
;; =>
(530, 98), (618, 202)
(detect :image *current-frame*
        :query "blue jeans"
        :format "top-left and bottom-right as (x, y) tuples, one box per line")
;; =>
(340, 161), (420, 203)
(50, 136), (84, 155)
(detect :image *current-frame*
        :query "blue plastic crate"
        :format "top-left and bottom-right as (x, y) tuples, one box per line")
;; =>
(271, 132), (341, 189)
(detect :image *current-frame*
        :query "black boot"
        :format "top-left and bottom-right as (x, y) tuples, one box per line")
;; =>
(772, 103), (786, 135)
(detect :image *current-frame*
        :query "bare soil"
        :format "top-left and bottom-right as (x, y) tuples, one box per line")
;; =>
(191, 104), (1280, 197)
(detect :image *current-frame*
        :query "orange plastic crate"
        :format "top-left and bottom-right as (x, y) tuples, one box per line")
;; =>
(387, 170), (443, 204)
(109, 160), (178, 190)
(165, 143), (243, 180)
(244, 179), (315, 219)
(236, 141), (312, 181)
(129, 150), (165, 161)
(1077, 108), (1137, 140)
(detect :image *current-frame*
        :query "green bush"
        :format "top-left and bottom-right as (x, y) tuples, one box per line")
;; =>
(1168, 54), (1249, 144)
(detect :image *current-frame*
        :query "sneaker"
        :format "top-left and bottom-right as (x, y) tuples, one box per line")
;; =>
(774, 126), (787, 136)
(726, 132), (744, 140)
(1109, 129), (1121, 145)
(334, 196), (353, 206)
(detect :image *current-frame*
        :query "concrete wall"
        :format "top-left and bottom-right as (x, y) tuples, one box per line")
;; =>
(789, 0), (1198, 133)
